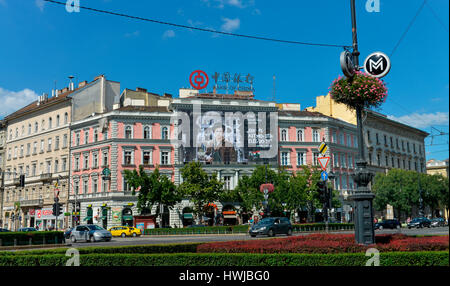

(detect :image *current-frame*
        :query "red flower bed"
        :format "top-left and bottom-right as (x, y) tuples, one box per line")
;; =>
(196, 234), (449, 254)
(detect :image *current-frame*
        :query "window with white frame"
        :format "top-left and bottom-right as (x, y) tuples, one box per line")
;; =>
(297, 151), (306, 166)
(142, 150), (152, 165)
(347, 134), (352, 147)
(63, 134), (68, 148)
(47, 138), (52, 151)
(103, 178), (109, 192)
(83, 154), (89, 169)
(313, 152), (320, 165)
(160, 150), (170, 165)
(74, 181), (79, 195)
(123, 150), (133, 165)
(56, 115), (60, 127)
(312, 129), (320, 142)
(64, 112), (68, 124)
(281, 152), (289, 166)
(223, 176), (232, 190)
(102, 151), (108, 166)
(28, 124), (31, 135)
(84, 130), (89, 144)
(34, 122), (38, 133)
(74, 156), (80, 171)
(125, 125), (132, 139)
(297, 129), (303, 142)
(341, 154), (346, 168)
(161, 126), (169, 140)
(62, 158), (67, 172)
(75, 132), (80, 146)
(281, 129), (288, 141)
(92, 153), (98, 168)
(92, 178), (98, 193)
(54, 160), (58, 173)
(27, 143), (30, 155)
(144, 126), (151, 139)
(93, 129), (98, 142)
(40, 140), (44, 152)
(83, 179), (88, 194)
(46, 161), (51, 173)
(55, 136), (59, 150)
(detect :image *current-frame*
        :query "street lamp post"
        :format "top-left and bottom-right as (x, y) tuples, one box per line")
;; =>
(348, 0), (376, 245)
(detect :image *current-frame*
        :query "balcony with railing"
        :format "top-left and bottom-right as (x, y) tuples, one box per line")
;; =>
(19, 198), (44, 207)
(40, 173), (53, 183)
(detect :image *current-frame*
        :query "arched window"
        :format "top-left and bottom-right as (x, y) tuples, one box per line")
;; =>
(48, 117), (52, 129)
(281, 129), (287, 141)
(15, 128), (18, 138)
(297, 129), (303, 142)
(28, 124), (31, 135)
(125, 126), (132, 139)
(56, 115), (60, 127)
(41, 120), (45, 131)
(161, 127), (168, 140)
(312, 129), (320, 142)
(34, 122), (38, 133)
(64, 112), (68, 124)
(144, 126), (151, 139)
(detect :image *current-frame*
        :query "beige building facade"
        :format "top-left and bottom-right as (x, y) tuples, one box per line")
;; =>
(306, 94), (429, 220)
(2, 91), (73, 231)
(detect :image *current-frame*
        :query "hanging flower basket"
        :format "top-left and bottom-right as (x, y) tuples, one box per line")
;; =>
(329, 71), (388, 109)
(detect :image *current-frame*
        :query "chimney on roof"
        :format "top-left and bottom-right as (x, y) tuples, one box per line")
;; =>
(78, 81), (88, 88)
(136, 87), (147, 93)
(68, 76), (75, 91)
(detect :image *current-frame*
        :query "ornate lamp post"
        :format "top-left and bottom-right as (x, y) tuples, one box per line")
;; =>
(329, 1), (389, 245)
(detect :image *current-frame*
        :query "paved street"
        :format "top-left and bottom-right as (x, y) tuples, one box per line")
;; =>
(65, 226), (449, 249)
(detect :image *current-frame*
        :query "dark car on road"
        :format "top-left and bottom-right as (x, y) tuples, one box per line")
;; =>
(249, 217), (292, 237)
(0, 228), (11, 232)
(374, 219), (401, 230)
(430, 218), (446, 227)
(407, 217), (431, 229)
(64, 228), (73, 239)
(18, 227), (38, 232)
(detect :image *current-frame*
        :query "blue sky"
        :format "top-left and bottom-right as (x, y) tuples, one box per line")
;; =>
(0, 0), (448, 159)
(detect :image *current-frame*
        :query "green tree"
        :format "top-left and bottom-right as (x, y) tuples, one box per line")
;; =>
(178, 162), (223, 222)
(123, 166), (181, 220)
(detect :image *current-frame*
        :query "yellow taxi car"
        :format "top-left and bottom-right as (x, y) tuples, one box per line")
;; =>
(108, 226), (142, 237)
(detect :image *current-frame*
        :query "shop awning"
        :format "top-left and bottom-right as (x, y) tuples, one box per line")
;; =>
(183, 213), (193, 219)
(122, 215), (133, 221)
(84, 216), (92, 221)
(223, 215), (237, 219)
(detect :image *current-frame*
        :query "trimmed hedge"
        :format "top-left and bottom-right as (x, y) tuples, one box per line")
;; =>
(2, 242), (201, 256)
(144, 225), (249, 235)
(142, 223), (354, 235)
(0, 251), (447, 266)
(0, 231), (65, 246)
(292, 223), (354, 232)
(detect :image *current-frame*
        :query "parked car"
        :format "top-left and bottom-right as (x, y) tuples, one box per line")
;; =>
(374, 219), (401, 230)
(430, 217), (446, 227)
(249, 217), (292, 237)
(108, 226), (142, 237)
(187, 224), (207, 228)
(18, 227), (38, 232)
(407, 217), (431, 229)
(70, 224), (112, 243)
(0, 228), (11, 232)
(64, 228), (73, 239)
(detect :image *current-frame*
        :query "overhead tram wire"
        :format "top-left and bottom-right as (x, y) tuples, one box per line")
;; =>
(44, 0), (351, 49)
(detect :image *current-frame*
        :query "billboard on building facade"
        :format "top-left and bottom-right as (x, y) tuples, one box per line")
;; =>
(173, 105), (278, 165)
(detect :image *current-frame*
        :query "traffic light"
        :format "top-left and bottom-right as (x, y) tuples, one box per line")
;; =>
(316, 181), (326, 203)
(59, 204), (63, 216)
(52, 203), (58, 216)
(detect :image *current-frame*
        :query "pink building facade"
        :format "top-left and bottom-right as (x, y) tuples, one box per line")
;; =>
(278, 110), (358, 222)
(69, 106), (174, 229)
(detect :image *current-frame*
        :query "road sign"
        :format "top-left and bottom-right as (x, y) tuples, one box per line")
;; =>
(318, 142), (328, 155)
(340, 50), (355, 78)
(321, 171), (328, 181)
(364, 51), (391, 78)
(318, 156), (330, 171)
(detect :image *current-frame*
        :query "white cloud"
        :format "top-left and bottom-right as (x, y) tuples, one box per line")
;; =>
(387, 112), (449, 129)
(125, 30), (140, 37)
(162, 29), (176, 39)
(221, 17), (240, 32)
(201, 0), (254, 9)
(35, 0), (45, 12)
(0, 87), (39, 118)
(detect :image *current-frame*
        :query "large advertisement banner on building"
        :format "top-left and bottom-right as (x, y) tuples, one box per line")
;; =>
(172, 103), (278, 165)
(111, 207), (122, 224)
